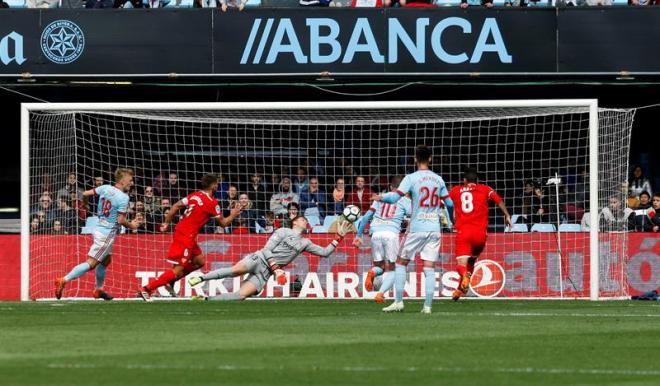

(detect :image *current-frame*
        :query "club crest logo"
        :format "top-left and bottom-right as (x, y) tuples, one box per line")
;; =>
(470, 260), (506, 298)
(40, 20), (85, 64)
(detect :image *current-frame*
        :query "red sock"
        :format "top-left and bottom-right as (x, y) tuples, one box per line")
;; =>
(145, 270), (177, 292)
(457, 264), (467, 277)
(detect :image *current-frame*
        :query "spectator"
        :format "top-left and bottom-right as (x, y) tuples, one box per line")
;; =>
(161, 198), (172, 217)
(230, 193), (265, 234)
(519, 180), (536, 219)
(650, 193), (660, 232)
(268, 173), (282, 197)
(26, 0), (59, 7)
(332, 177), (346, 215)
(30, 216), (41, 234)
(629, 165), (653, 199)
(299, 0), (331, 5)
(70, 191), (88, 222)
(277, 202), (300, 229)
(152, 170), (166, 197)
(162, 172), (184, 202)
(88, 175), (105, 211)
(270, 177), (299, 218)
(347, 176), (373, 214)
(85, 0), (114, 7)
(57, 173), (83, 202)
(262, 212), (275, 234)
(629, 191), (654, 231)
(352, 0), (383, 6)
(218, 0), (247, 10)
(51, 220), (67, 235)
(31, 192), (55, 224)
(130, 213), (149, 234)
(213, 173), (230, 201)
(460, 0), (492, 8)
(221, 185), (239, 214)
(292, 167), (309, 195)
(622, 181), (640, 209)
(368, 165), (387, 193)
(528, 186), (552, 225)
(143, 185), (162, 214)
(343, 165), (356, 186)
(300, 177), (327, 221)
(53, 196), (78, 234)
(585, 0), (612, 4)
(246, 171), (268, 218)
(629, 0), (655, 5)
(384, 0), (402, 5)
(582, 195), (632, 231)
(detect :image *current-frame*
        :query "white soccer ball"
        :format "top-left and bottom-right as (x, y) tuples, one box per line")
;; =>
(342, 205), (360, 223)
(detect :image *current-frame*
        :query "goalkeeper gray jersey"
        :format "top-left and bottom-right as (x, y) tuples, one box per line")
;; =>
(257, 228), (338, 267)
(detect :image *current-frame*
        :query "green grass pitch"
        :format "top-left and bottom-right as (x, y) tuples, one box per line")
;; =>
(0, 300), (658, 386)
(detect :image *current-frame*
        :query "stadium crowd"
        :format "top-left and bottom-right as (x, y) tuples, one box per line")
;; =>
(29, 164), (659, 235)
(0, 0), (657, 9)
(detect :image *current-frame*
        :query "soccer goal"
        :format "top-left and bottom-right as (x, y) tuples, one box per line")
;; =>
(20, 100), (635, 301)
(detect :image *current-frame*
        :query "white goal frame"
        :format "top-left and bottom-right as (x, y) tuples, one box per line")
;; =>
(20, 99), (601, 301)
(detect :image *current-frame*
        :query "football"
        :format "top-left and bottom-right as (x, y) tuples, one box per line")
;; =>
(342, 205), (361, 223)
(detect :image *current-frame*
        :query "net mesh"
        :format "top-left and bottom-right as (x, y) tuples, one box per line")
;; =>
(26, 103), (635, 300)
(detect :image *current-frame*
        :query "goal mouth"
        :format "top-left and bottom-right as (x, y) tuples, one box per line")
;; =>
(21, 100), (635, 301)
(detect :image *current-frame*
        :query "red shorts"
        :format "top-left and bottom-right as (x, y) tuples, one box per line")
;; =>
(167, 235), (202, 268)
(455, 230), (487, 258)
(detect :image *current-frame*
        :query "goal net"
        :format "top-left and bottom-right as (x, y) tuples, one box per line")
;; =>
(21, 101), (635, 301)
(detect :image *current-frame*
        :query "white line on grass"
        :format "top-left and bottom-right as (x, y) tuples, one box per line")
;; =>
(46, 363), (660, 377)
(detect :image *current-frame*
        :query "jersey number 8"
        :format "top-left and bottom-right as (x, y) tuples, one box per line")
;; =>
(460, 192), (474, 213)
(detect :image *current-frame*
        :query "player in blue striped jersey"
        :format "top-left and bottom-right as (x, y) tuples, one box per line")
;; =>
(354, 195), (411, 304)
(55, 168), (141, 300)
(373, 145), (453, 314)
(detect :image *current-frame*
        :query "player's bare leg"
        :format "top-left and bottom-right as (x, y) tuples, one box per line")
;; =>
(452, 256), (476, 301)
(188, 261), (250, 287)
(383, 257), (409, 312)
(56, 257), (100, 300)
(366, 261), (385, 292)
(93, 255), (113, 301)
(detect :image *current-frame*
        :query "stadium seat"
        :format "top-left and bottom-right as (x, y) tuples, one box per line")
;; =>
(507, 223), (529, 233)
(558, 224), (582, 232)
(254, 222), (265, 234)
(510, 214), (521, 225)
(312, 225), (326, 234)
(530, 223), (557, 232)
(306, 215), (321, 227)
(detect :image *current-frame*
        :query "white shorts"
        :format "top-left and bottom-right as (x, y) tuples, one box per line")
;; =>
(370, 231), (401, 263)
(87, 228), (118, 263)
(399, 232), (440, 262)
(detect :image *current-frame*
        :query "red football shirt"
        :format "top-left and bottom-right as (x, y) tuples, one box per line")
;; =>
(173, 191), (222, 240)
(448, 183), (502, 233)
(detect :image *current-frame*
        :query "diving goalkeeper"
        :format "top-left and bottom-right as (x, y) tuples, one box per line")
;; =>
(188, 216), (352, 300)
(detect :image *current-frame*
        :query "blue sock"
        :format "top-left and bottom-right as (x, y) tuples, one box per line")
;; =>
(95, 264), (107, 289)
(379, 271), (396, 294)
(371, 266), (384, 276)
(394, 264), (406, 303)
(64, 262), (91, 282)
(423, 267), (435, 308)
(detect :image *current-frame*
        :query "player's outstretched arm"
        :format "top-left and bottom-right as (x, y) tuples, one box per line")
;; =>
(306, 221), (351, 257)
(160, 200), (186, 232)
(216, 204), (242, 227)
(353, 209), (374, 247)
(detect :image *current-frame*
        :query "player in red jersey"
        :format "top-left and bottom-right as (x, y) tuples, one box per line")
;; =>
(448, 167), (512, 301)
(138, 174), (241, 301)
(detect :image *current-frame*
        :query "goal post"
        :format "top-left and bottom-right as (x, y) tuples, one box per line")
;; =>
(20, 100), (634, 301)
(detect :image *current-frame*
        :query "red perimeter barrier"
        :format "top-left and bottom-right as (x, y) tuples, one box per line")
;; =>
(0, 233), (657, 300)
